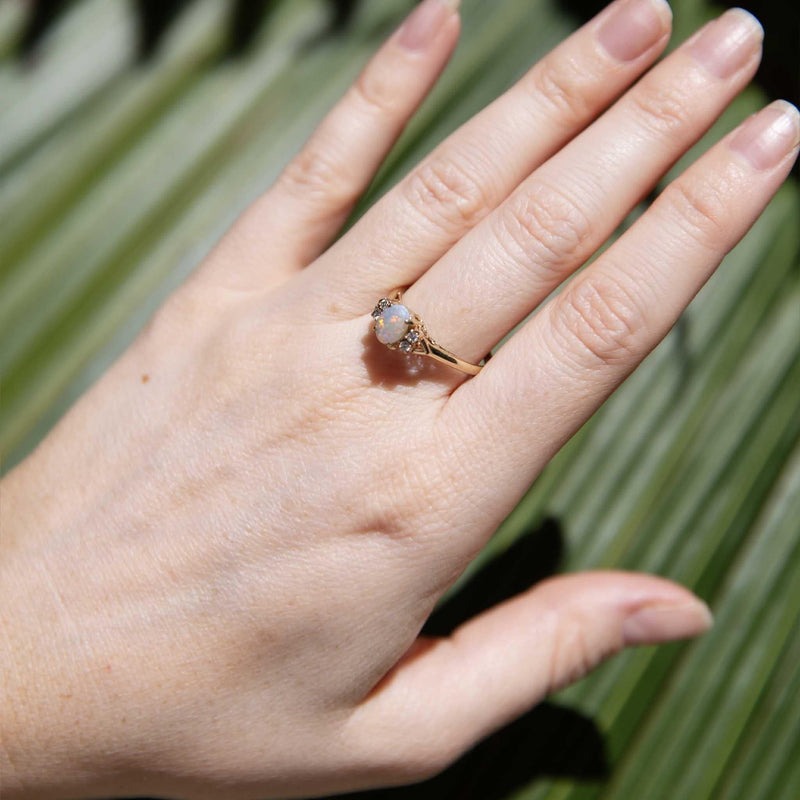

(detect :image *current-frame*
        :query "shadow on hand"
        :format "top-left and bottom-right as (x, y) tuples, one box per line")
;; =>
(359, 326), (465, 390)
(330, 517), (609, 800)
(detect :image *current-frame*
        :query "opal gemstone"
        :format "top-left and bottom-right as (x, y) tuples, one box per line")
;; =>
(375, 303), (411, 345)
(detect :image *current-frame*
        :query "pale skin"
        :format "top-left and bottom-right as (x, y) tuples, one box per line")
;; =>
(1, 0), (798, 797)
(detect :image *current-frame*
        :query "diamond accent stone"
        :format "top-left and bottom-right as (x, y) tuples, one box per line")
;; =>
(371, 298), (391, 318)
(398, 340), (413, 353)
(374, 303), (412, 345)
(406, 329), (419, 344)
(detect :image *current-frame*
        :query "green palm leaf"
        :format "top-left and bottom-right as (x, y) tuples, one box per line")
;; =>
(2, 1), (798, 798)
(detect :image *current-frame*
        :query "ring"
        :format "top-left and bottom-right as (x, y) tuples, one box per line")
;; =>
(371, 288), (490, 376)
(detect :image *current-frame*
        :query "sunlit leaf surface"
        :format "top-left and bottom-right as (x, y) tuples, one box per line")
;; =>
(1, 2), (797, 798)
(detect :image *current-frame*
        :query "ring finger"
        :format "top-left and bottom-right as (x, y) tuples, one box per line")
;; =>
(403, 8), (764, 366)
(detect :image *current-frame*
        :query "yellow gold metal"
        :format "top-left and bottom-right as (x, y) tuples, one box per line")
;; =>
(371, 288), (490, 376)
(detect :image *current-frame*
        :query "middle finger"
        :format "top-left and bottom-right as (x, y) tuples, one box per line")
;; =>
(404, 8), (763, 364)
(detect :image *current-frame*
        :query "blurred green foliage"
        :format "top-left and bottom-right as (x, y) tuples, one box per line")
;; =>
(1, 1), (798, 798)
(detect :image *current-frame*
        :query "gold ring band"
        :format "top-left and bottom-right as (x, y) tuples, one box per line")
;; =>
(371, 288), (490, 376)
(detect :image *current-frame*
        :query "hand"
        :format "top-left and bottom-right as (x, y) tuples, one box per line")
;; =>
(1, 0), (797, 797)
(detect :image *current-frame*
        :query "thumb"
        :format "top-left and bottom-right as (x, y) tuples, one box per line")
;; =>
(350, 570), (712, 782)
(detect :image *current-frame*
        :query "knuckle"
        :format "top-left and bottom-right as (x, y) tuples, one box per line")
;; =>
(369, 436), (464, 548)
(350, 68), (401, 116)
(544, 608), (608, 695)
(527, 56), (594, 127)
(552, 272), (647, 368)
(496, 181), (592, 278)
(279, 143), (355, 206)
(628, 78), (694, 139)
(404, 155), (490, 231)
(140, 283), (217, 346)
(660, 178), (728, 249)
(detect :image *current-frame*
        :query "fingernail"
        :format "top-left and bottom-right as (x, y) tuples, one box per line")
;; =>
(597, 0), (672, 62)
(730, 100), (800, 170)
(623, 598), (713, 645)
(687, 8), (763, 79)
(398, 0), (460, 51)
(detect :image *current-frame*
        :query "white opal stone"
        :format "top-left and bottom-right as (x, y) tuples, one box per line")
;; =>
(375, 303), (411, 345)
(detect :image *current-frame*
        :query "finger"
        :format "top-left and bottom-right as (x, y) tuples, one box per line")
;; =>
(404, 8), (764, 364)
(199, 0), (461, 290)
(308, 0), (673, 311)
(347, 571), (711, 781)
(445, 100), (799, 526)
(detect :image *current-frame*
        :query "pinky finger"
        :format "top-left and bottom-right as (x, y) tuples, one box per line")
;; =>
(212, 0), (461, 290)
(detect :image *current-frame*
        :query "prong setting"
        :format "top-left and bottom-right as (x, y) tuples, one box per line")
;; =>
(369, 290), (485, 376)
(371, 297), (392, 319)
(372, 299), (429, 355)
